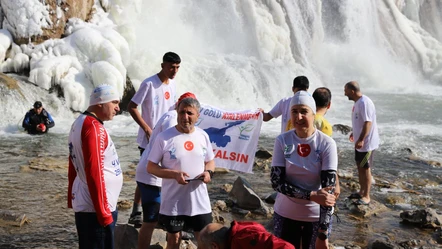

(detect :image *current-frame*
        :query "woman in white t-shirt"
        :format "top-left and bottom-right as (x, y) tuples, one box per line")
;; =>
(147, 97), (215, 249)
(271, 91), (338, 249)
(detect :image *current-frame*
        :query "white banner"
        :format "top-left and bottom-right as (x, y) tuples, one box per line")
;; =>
(196, 103), (263, 173)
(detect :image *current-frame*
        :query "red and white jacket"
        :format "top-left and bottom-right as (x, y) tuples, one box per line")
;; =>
(67, 112), (123, 226)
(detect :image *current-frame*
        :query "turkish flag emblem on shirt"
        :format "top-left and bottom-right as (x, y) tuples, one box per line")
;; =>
(184, 141), (194, 151)
(297, 144), (311, 157)
(165, 91), (170, 100)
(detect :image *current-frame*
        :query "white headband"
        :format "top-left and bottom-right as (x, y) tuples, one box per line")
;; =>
(290, 90), (316, 114)
(89, 84), (120, 106)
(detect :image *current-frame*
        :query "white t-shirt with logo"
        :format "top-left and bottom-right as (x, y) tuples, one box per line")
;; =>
(271, 129), (338, 222)
(269, 97), (292, 133)
(131, 74), (176, 149)
(352, 95), (379, 152)
(136, 110), (177, 186)
(148, 127), (215, 216)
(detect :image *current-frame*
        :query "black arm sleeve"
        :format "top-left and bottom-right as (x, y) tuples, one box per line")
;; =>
(270, 166), (312, 200)
(318, 170), (337, 231)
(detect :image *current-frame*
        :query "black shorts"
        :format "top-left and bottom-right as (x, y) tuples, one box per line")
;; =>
(159, 213), (212, 233)
(355, 150), (374, 168)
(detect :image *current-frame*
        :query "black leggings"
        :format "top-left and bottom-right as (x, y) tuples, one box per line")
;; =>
(273, 212), (319, 249)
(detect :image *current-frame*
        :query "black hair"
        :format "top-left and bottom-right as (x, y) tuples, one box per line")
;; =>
(313, 87), (331, 108)
(163, 52), (181, 64)
(293, 76), (309, 90)
(34, 101), (42, 108)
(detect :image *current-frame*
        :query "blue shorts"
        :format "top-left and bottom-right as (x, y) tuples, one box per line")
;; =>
(137, 181), (161, 223)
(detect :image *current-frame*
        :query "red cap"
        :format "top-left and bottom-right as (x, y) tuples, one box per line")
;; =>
(177, 92), (197, 105)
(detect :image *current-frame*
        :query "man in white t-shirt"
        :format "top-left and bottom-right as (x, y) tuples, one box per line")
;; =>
(135, 92), (196, 249)
(344, 81), (379, 206)
(127, 52), (181, 226)
(147, 97), (215, 249)
(68, 85), (123, 249)
(262, 76), (309, 133)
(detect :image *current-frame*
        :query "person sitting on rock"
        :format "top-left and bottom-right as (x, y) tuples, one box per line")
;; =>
(22, 101), (55, 135)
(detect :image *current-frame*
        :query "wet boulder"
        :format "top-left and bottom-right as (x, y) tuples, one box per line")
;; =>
(371, 238), (399, 249)
(400, 208), (442, 228)
(343, 198), (388, 217)
(255, 148), (272, 159)
(221, 183), (233, 193)
(263, 192), (277, 204)
(114, 224), (138, 249)
(333, 124), (352, 135)
(213, 200), (228, 211)
(0, 210), (29, 227)
(211, 210), (226, 224)
(229, 176), (272, 216)
(118, 75), (135, 113)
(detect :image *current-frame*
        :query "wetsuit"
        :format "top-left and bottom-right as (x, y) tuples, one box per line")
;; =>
(22, 109), (55, 134)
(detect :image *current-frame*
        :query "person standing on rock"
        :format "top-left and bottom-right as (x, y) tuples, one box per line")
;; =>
(344, 81), (379, 206)
(147, 97), (215, 249)
(127, 52), (181, 228)
(271, 90), (337, 249)
(67, 84), (123, 249)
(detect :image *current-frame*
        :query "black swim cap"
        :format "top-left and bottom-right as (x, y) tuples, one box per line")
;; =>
(34, 101), (42, 108)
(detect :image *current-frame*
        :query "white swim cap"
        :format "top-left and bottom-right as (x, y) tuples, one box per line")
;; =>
(89, 85), (120, 106)
(290, 91), (316, 114)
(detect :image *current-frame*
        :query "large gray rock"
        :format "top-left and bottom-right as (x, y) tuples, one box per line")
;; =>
(255, 148), (272, 159)
(229, 176), (263, 210)
(400, 208), (442, 228)
(333, 124), (352, 135)
(115, 224), (138, 249)
(371, 239), (399, 249)
(263, 192), (277, 204)
(229, 176), (272, 217)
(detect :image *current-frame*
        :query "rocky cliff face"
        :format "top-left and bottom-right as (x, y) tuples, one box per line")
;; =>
(0, 0), (94, 45)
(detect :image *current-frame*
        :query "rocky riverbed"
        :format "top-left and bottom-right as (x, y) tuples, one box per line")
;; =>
(1, 134), (442, 249)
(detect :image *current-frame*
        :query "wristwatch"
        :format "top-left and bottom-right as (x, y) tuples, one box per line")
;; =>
(317, 231), (328, 241)
(205, 170), (214, 178)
